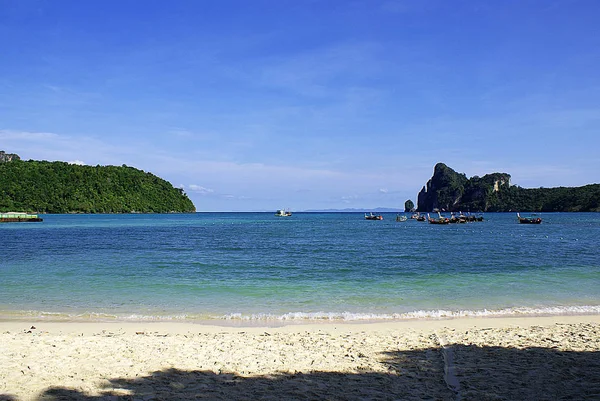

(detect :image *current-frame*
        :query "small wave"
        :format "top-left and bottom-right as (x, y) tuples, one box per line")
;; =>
(217, 305), (600, 321)
(2, 305), (599, 323)
(0, 310), (196, 322)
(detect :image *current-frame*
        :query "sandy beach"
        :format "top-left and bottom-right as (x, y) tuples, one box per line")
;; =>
(1, 315), (599, 400)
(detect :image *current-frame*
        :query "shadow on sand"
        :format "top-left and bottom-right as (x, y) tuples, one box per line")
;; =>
(2, 344), (599, 400)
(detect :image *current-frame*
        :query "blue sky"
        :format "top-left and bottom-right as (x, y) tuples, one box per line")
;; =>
(1, 0), (599, 211)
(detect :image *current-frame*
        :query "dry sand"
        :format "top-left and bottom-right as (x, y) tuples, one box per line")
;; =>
(1, 315), (599, 400)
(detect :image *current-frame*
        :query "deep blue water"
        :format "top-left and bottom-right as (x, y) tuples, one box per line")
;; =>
(1, 212), (599, 322)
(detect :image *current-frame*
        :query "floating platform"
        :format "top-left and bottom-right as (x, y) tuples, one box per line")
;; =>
(0, 212), (43, 223)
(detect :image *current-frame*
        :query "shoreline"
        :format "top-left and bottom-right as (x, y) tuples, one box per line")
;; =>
(2, 314), (599, 400)
(2, 313), (600, 334)
(2, 304), (599, 326)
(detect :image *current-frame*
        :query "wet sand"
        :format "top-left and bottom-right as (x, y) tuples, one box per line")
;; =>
(1, 315), (599, 400)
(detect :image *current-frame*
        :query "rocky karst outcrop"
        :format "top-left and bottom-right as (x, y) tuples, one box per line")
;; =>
(417, 163), (469, 212)
(0, 151), (20, 163)
(416, 163), (598, 212)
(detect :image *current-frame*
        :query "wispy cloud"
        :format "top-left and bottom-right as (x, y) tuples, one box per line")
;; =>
(0, 129), (60, 141)
(167, 129), (195, 139)
(380, 0), (411, 14)
(0, 129), (141, 166)
(250, 41), (384, 98)
(187, 185), (215, 195)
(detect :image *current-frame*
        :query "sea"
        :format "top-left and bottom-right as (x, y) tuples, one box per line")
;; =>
(1, 212), (599, 324)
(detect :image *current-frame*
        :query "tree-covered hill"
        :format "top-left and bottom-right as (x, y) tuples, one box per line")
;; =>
(417, 163), (600, 212)
(0, 157), (196, 213)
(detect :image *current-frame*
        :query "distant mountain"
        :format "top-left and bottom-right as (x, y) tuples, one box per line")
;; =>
(0, 154), (196, 213)
(417, 163), (600, 212)
(303, 207), (403, 213)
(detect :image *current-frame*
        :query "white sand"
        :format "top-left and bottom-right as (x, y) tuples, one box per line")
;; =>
(1, 315), (599, 400)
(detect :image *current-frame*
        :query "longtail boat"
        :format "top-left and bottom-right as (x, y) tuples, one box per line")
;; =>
(428, 212), (450, 225)
(517, 212), (542, 224)
(365, 212), (383, 220)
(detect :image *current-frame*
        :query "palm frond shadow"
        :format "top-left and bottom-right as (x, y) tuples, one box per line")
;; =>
(2, 344), (598, 400)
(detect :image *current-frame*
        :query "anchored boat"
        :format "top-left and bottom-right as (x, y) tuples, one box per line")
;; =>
(517, 212), (542, 224)
(275, 209), (292, 217)
(427, 212), (450, 225)
(396, 214), (408, 222)
(0, 212), (43, 223)
(411, 212), (426, 221)
(365, 212), (383, 220)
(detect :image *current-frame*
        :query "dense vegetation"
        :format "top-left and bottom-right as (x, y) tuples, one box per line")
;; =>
(417, 163), (600, 212)
(0, 159), (196, 213)
(491, 184), (600, 212)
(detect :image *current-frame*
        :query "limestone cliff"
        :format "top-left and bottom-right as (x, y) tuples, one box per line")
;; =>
(416, 163), (598, 212)
(0, 151), (20, 163)
(417, 163), (468, 212)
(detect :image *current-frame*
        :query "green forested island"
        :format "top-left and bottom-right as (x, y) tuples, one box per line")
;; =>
(416, 163), (600, 212)
(0, 152), (195, 213)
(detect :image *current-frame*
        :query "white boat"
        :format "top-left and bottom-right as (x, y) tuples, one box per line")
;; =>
(0, 212), (43, 223)
(275, 209), (292, 217)
(396, 214), (408, 222)
(365, 212), (383, 220)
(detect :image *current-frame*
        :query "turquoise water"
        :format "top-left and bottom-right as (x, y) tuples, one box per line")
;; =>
(1, 213), (599, 322)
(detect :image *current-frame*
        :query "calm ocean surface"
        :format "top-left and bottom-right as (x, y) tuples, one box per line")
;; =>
(1, 213), (599, 323)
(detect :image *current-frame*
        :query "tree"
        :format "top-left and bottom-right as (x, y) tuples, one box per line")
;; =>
(0, 159), (197, 213)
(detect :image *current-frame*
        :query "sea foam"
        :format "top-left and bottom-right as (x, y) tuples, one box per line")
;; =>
(3, 305), (600, 323)
(218, 305), (600, 321)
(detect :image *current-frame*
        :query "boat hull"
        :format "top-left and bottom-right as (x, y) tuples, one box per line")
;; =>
(0, 213), (43, 223)
(0, 217), (43, 223)
(518, 218), (542, 224)
(517, 213), (542, 224)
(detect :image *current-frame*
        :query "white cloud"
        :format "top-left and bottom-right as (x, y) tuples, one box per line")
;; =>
(167, 129), (194, 138)
(341, 195), (359, 203)
(254, 42), (383, 98)
(68, 160), (86, 165)
(0, 129), (59, 141)
(0, 129), (133, 166)
(187, 185), (215, 195)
